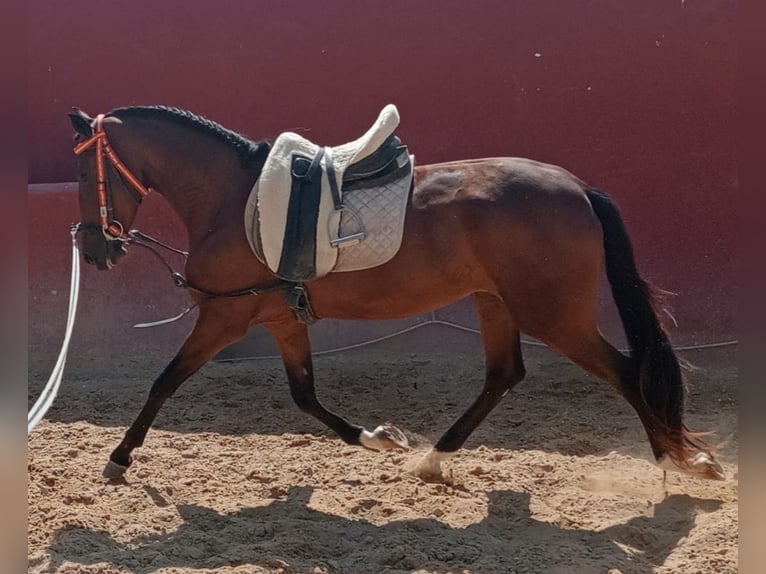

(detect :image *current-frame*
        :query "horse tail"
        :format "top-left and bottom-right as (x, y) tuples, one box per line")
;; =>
(585, 188), (708, 467)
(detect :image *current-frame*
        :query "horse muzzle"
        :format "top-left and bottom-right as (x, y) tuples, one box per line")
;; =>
(76, 224), (128, 270)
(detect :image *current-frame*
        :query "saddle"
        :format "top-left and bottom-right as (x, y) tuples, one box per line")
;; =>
(245, 104), (413, 283)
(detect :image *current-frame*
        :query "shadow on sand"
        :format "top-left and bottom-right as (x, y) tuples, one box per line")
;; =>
(46, 486), (721, 574)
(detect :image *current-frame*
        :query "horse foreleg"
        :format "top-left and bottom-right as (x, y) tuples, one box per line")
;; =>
(104, 303), (250, 479)
(415, 293), (525, 480)
(267, 319), (408, 451)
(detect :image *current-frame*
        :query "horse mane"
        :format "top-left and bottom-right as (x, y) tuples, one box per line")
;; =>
(108, 105), (271, 169)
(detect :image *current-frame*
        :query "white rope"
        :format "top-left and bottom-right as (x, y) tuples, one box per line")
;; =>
(217, 311), (738, 363)
(28, 228), (81, 434)
(133, 305), (196, 328)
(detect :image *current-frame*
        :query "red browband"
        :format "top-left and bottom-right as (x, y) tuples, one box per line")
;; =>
(73, 114), (150, 237)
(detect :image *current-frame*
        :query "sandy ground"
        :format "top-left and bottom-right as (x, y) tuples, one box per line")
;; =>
(28, 346), (737, 574)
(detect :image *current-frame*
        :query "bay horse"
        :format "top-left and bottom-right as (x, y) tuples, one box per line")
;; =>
(68, 106), (723, 482)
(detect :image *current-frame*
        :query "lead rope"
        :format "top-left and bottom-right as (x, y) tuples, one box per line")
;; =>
(125, 229), (292, 326)
(28, 225), (81, 434)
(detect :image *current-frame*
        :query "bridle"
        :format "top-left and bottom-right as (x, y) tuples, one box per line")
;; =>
(73, 114), (151, 239)
(69, 112), (299, 315)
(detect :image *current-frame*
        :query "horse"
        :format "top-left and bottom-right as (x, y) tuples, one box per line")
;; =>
(68, 105), (724, 482)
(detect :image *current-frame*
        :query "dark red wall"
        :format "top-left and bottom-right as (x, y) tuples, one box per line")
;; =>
(28, 1), (736, 357)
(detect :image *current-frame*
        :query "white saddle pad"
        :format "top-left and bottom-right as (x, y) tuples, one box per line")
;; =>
(244, 104), (412, 279)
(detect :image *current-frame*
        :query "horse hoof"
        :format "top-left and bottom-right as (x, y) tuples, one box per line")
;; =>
(360, 424), (409, 451)
(103, 460), (130, 480)
(411, 448), (450, 482)
(657, 451), (725, 481)
(412, 465), (444, 483)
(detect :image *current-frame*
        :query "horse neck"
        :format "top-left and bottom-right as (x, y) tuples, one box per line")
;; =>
(115, 122), (258, 248)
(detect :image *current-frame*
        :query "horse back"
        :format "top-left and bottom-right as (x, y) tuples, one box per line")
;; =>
(309, 157), (603, 320)
(412, 157), (590, 209)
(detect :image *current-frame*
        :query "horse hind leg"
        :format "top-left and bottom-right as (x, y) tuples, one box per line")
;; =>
(542, 327), (724, 480)
(581, 187), (723, 479)
(414, 292), (525, 480)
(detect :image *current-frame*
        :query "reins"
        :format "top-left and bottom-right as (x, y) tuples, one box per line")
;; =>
(127, 229), (291, 300)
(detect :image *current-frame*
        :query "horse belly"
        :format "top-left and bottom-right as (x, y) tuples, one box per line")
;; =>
(311, 260), (481, 320)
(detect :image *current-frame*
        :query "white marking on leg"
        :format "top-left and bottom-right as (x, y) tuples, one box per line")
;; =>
(414, 448), (455, 479)
(358, 425), (409, 451)
(656, 451), (725, 480)
(359, 429), (387, 450)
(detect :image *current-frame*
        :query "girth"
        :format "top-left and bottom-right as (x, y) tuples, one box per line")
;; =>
(275, 148), (324, 281)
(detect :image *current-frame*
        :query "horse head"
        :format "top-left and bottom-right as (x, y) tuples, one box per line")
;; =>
(69, 108), (148, 270)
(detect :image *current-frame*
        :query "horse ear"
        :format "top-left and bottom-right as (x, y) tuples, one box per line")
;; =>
(69, 107), (93, 137)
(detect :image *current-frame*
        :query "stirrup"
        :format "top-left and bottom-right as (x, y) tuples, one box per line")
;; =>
(328, 205), (366, 248)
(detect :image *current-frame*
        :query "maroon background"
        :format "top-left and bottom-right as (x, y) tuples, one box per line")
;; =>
(28, 1), (736, 360)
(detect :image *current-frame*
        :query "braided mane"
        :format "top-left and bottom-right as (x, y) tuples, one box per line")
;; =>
(108, 105), (270, 168)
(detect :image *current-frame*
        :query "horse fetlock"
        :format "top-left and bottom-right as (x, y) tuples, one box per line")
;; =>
(412, 448), (455, 481)
(656, 451), (725, 481)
